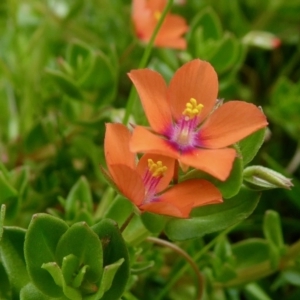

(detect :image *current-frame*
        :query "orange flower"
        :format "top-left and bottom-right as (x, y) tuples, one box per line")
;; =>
(128, 59), (268, 181)
(104, 123), (222, 218)
(132, 0), (188, 49)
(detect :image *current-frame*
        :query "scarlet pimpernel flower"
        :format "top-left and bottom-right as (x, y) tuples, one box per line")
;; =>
(128, 59), (268, 181)
(132, 0), (188, 49)
(104, 123), (222, 218)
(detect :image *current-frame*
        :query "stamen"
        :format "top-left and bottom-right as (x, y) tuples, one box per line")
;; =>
(182, 98), (204, 120)
(154, 11), (161, 21)
(148, 159), (167, 178)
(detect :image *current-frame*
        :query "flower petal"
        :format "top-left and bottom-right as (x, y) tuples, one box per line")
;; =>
(158, 14), (188, 39)
(132, 0), (154, 41)
(109, 165), (145, 206)
(140, 202), (185, 218)
(136, 153), (175, 193)
(130, 126), (179, 159)
(155, 15), (188, 49)
(199, 101), (268, 148)
(142, 179), (223, 218)
(154, 37), (187, 50)
(147, 0), (167, 12)
(105, 124), (136, 175)
(104, 123), (134, 170)
(180, 148), (236, 181)
(160, 179), (222, 207)
(128, 69), (172, 133)
(168, 59), (218, 122)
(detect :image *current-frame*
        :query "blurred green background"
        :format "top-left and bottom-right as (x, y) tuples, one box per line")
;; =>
(0, 0), (300, 299)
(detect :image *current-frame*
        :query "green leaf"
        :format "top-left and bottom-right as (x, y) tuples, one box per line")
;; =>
(72, 265), (89, 288)
(79, 50), (117, 105)
(0, 205), (5, 241)
(244, 283), (273, 300)
(165, 188), (260, 241)
(0, 261), (11, 300)
(131, 260), (155, 274)
(91, 219), (130, 300)
(65, 176), (93, 223)
(282, 269), (300, 287)
(55, 222), (103, 284)
(189, 7), (222, 41)
(209, 33), (240, 74)
(0, 227), (29, 292)
(20, 283), (53, 300)
(141, 212), (167, 233)
(263, 210), (285, 253)
(86, 258), (124, 300)
(46, 69), (83, 100)
(215, 263), (237, 282)
(0, 172), (18, 201)
(24, 213), (69, 298)
(42, 262), (82, 300)
(61, 254), (80, 285)
(238, 128), (266, 165)
(103, 195), (134, 228)
(9, 166), (29, 196)
(232, 238), (269, 269)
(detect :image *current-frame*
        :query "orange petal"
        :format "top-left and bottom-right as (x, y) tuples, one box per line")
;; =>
(132, 0), (154, 41)
(104, 124), (135, 174)
(155, 15), (188, 49)
(168, 59), (218, 122)
(109, 165), (145, 206)
(148, 0), (167, 12)
(140, 202), (188, 218)
(130, 126), (179, 159)
(180, 148), (236, 181)
(136, 153), (175, 193)
(158, 14), (188, 39)
(154, 37), (187, 50)
(128, 69), (172, 133)
(141, 179), (223, 218)
(159, 179), (222, 208)
(199, 101), (268, 148)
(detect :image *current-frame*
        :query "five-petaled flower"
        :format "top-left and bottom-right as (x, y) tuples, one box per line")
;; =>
(104, 123), (222, 218)
(132, 0), (188, 49)
(128, 59), (268, 181)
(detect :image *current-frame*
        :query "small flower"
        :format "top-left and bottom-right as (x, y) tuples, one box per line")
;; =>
(128, 59), (268, 181)
(132, 0), (188, 49)
(103, 123), (222, 218)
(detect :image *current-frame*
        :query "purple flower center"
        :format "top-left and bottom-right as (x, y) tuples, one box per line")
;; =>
(165, 98), (203, 153)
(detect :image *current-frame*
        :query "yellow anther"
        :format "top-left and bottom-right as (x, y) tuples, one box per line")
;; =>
(154, 11), (161, 21)
(148, 159), (167, 178)
(182, 98), (204, 119)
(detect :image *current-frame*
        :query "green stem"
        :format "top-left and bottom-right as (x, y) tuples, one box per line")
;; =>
(215, 238), (300, 288)
(156, 223), (239, 300)
(122, 0), (174, 125)
(120, 212), (135, 233)
(146, 237), (204, 300)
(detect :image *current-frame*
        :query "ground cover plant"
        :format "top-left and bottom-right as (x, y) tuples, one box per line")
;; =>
(1, 0), (300, 299)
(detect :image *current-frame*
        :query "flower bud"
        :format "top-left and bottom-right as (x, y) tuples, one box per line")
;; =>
(242, 31), (281, 50)
(243, 166), (293, 190)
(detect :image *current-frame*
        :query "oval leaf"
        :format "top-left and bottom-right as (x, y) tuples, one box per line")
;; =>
(0, 227), (29, 292)
(55, 222), (103, 283)
(91, 218), (130, 300)
(24, 213), (68, 297)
